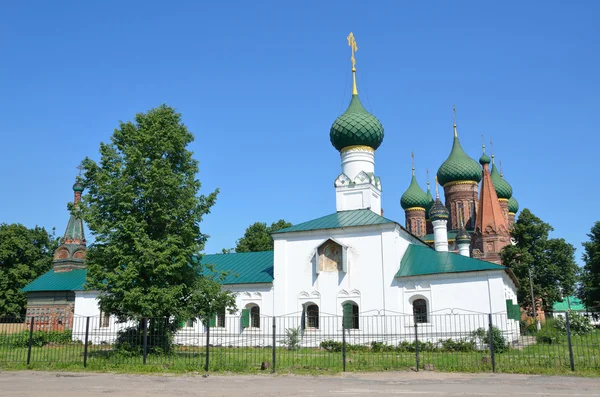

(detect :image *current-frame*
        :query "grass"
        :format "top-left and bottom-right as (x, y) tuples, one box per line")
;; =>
(1, 342), (600, 376)
(1, 329), (599, 376)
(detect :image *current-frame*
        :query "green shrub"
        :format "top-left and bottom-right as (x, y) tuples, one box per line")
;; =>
(0, 329), (73, 348)
(536, 320), (562, 344)
(471, 326), (508, 353)
(280, 327), (301, 350)
(320, 340), (342, 352)
(519, 320), (538, 335)
(115, 320), (174, 354)
(554, 311), (594, 335)
(439, 338), (475, 352)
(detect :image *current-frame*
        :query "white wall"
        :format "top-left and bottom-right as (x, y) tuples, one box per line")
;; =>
(272, 224), (412, 318)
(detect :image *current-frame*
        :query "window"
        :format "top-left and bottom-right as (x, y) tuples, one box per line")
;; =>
(242, 304), (260, 329)
(457, 202), (464, 229)
(416, 219), (423, 236)
(306, 304), (319, 329)
(250, 306), (260, 328)
(342, 302), (359, 329)
(100, 310), (110, 328)
(413, 299), (428, 323)
(470, 202), (476, 229)
(186, 318), (195, 328)
(217, 311), (226, 328)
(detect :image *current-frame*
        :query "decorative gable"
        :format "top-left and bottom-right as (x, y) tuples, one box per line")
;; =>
(313, 238), (348, 274)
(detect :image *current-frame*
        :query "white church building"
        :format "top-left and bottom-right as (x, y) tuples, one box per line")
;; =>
(23, 37), (520, 345)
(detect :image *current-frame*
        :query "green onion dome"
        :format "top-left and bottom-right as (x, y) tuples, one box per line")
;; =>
(437, 127), (482, 186)
(490, 159), (512, 200)
(429, 198), (449, 221)
(456, 228), (471, 244)
(330, 94), (384, 152)
(508, 196), (519, 213)
(479, 146), (491, 165)
(400, 171), (429, 210)
(425, 183), (434, 217)
(73, 182), (84, 192)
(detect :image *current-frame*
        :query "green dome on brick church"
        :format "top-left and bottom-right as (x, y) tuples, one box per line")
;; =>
(330, 94), (384, 152)
(400, 170), (429, 210)
(490, 157), (512, 200)
(508, 196), (519, 213)
(73, 181), (84, 192)
(437, 125), (482, 187)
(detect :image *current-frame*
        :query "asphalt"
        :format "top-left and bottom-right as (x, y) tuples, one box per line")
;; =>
(0, 370), (599, 396)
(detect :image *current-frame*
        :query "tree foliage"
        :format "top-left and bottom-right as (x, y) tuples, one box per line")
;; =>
(579, 221), (600, 309)
(234, 219), (292, 252)
(0, 224), (58, 318)
(80, 105), (234, 323)
(501, 209), (578, 312)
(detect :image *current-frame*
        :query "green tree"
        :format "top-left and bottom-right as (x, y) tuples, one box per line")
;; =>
(0, 224), (58, 318)
(234, 219), (292, 252)
(80, 105), (233, 325)
(501, 209), (578, 312)
(579, 221), (600, 309)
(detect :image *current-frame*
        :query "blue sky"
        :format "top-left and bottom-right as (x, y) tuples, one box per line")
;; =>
(1, 1), (598, 264)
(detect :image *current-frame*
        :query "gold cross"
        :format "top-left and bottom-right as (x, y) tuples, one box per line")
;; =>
(347, 32), (358, 71)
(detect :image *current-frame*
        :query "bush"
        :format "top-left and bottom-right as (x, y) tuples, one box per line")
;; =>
(554, 311), (594, 335)
(0, 329), (73, 348)
(439, 338), (475, 352)
(537, 320), (562, 344)
(471, 326), (507, 353)
(519, 320), (538, 336)
(280, 327), (301, 350)
(115, 319), (174, 354)
(320, 340), (342, 352)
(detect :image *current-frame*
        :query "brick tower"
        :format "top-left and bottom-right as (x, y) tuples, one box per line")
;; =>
(471, 151), (511, 264)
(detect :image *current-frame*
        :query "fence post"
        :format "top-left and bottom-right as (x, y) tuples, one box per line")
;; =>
(83, 317), (90, 368)
(204, 317), (210, 372)
(414, 322), (419, 372)
(488, 313), (496, 373)
(565, 312), (575, 371)
(142, 318), (148, 365)
(26, 316), (35, 365)
(271, 316), (276, 374)
(342, 324), (347, 372)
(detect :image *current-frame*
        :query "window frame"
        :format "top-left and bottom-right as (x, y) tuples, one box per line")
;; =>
(412, 298), (428, 324)
(306, 304), (319, 330)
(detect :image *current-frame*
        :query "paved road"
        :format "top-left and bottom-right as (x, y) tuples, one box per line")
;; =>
(0, 371), (599, 396)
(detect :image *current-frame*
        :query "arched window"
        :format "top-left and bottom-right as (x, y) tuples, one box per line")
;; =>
(306, 304), (319, 329)
(250, 305), (260, 328)
(342, 302), (359, 329)
(413, 299), (428, 323)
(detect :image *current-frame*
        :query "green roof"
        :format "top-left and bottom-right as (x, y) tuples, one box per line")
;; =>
(396, 245), (505, 278)
(552, 296), (586, 312)
(199, 251), (273, 284)
(330, 94), (384, 151)
(490, 161), (513, 200)
(400, 172), (429, 210)
(273, 209), (395, 234)
(437, 131), (482, 186)
(508, 196), (519, 213)
(22, 269), (87, 292)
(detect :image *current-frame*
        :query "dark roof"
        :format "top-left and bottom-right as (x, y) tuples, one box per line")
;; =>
(396, 245), (506, 278)
(273, 209), (395, 234)
(199, 251), (273, 284)
(22, 269), (87, 292)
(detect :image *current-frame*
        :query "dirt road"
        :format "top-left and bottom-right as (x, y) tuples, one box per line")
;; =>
(1, 370), (599, 396)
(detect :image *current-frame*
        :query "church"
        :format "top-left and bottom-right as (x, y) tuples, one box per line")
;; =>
(23, 34), (520, 341)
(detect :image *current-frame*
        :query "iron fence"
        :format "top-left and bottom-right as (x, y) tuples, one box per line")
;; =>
(1, 311), (599, 373)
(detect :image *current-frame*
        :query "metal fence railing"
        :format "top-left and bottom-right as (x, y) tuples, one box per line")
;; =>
(1, 311), (599, 374)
